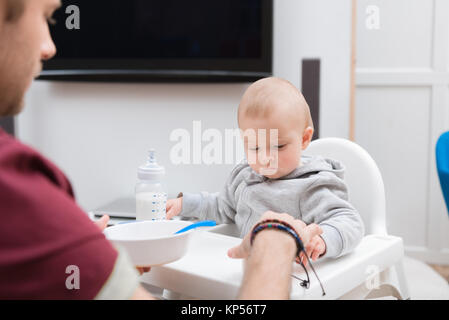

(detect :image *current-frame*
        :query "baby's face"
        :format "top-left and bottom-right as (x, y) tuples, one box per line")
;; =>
(240, 110), (311, 179)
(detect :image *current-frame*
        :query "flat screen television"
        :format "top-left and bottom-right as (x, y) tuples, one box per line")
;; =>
(39, 0), (273, 82)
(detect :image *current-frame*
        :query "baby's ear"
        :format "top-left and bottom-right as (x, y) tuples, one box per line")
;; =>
(301, 126), (314, 150)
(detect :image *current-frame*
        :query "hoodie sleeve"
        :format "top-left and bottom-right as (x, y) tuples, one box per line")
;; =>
(178, 163), (246, 224)
(299, 171), (365, 258)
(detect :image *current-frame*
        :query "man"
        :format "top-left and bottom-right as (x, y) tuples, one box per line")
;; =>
(0, 0), (153, 299)
(0, 0), (322, 299)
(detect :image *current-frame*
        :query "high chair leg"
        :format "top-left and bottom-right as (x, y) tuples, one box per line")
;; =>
(392, 259), (411, 300)
(339, 257), (411, 300)
(365, 259), (410, 300)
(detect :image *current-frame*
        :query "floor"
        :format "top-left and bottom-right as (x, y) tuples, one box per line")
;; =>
(402, 256), (449, 300)
(428, 264), (449, 282)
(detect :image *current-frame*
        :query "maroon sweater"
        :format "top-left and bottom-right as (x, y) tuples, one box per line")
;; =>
(0, 129), (117, 299)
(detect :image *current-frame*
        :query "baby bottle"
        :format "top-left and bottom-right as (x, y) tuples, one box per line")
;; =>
(135, 149), (167, 221)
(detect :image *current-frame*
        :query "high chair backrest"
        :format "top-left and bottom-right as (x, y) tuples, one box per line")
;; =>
(304, 138), (387, 235)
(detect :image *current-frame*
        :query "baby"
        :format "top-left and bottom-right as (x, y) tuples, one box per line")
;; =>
(166, 77), (365, 261)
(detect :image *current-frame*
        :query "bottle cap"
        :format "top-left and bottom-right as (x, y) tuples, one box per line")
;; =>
(138, 149), (165, 181)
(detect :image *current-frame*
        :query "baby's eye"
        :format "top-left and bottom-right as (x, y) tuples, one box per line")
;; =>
(275, 144), (286, 149)
(249, 147), (259, 152)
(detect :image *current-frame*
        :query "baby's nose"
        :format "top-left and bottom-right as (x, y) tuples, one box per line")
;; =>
(258, 152), (273, 166)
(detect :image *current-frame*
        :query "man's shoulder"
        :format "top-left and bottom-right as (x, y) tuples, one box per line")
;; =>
(0, 129), (46, 168)
(0, 129), (33, 157)
(0, 129), (74, 198)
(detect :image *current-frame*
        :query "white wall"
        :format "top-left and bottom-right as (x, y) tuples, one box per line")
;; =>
(17, 0), (352, 212)
(355, 0), (449, 264)
(18, 82), (246, 210)
(273, 0), (352, 138)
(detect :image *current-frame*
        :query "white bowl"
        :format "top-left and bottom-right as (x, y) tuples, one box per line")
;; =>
(104, 220), (194, 266)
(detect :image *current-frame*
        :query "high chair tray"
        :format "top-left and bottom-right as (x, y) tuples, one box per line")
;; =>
(139, 224), (404, 300)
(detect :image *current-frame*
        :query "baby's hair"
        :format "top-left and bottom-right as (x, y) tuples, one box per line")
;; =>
(238, 77), (314, 132)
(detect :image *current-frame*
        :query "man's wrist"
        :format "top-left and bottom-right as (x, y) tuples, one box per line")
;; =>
(251, 229), (297, 261)
(239, 229), (296, 299)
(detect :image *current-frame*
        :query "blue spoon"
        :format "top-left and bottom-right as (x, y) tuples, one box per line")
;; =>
(174, 220), (216, 234)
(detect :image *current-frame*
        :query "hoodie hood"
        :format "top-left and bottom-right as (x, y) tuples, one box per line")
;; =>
(244, 155), (345, 184)
(281, 155), (345, 180)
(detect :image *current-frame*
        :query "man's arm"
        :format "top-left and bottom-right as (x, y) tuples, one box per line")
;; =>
(238, 230), (296, 299)
(130, 285), (156, 300)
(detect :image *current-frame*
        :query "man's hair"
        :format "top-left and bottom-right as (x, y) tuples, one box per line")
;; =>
(4, 0), (26, 22)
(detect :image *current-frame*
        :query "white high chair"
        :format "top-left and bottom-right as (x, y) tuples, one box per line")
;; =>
(303, 137), (410, 299)
(140, 138), (410, 300)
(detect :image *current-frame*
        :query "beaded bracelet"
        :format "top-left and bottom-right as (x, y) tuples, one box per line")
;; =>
(251, 219), (299, 236)
(250, 221), (304, 257)
(251, 219), (304, 251)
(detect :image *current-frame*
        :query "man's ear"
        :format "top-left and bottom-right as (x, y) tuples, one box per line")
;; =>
(301, 126), (314, 150)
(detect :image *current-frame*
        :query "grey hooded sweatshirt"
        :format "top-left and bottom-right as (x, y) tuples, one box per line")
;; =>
(179, 155), (365, 259)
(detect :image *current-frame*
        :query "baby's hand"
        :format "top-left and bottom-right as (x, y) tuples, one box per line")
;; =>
(296, 234), (326, 267)
(166, 197), (183, 220)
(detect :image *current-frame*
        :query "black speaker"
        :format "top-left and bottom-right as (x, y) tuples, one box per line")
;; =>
(0, 117), (15, 136)
(301, 59), (320, 140)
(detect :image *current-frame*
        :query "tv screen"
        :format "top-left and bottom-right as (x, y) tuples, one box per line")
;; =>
(40, 0), (273, 82)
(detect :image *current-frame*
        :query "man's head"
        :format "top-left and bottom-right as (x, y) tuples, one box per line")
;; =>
(238, 77), (314, 179)
(0, 0), (60, 117)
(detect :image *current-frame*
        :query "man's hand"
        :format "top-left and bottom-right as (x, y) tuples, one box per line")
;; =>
(94, 215), (110, 231)
(166, 197), (183, 220)
(227, 211), (323, 260)
(136, 266), (151, 275)
(297, 235), (326, 267)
